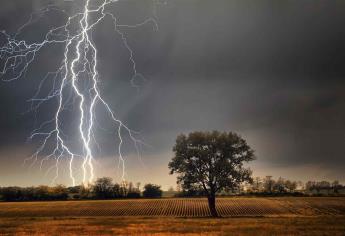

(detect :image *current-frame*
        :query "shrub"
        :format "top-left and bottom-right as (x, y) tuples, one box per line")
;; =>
(143, 184), (162, 198)
(127, 192), (141, 198)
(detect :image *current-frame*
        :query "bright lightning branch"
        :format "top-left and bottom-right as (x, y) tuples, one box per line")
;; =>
(0, 0), (156, 186)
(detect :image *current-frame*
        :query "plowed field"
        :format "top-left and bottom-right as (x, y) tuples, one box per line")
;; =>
(1, 197), (344, 217)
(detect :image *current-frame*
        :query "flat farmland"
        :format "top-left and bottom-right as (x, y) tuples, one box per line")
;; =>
(1, 197), (345, 217)
(1, 197), (345, 235)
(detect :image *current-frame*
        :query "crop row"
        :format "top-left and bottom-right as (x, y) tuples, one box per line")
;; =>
(1, 197), (344, 217)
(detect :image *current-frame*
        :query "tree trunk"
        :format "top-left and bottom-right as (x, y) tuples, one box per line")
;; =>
(207, 194), (219, 217)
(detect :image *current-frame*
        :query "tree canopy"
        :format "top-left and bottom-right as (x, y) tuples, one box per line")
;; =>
(143, 184), (163, 198)
(169, 131), (255, 216)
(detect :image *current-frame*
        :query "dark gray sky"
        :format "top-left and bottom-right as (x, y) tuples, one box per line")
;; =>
(0, 0), (344, 188)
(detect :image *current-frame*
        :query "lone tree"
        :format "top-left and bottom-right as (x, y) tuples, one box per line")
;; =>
(169, 131), (255, 217)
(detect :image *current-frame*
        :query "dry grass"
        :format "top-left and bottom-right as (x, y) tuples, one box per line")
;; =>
(1, 216), (345, 235)
(1, 197), (345, 235)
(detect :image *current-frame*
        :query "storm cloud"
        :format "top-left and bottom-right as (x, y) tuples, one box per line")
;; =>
(0, 0), (344, 187)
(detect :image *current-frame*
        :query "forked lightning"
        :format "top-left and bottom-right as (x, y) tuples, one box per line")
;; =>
(0, 0), (157, 186)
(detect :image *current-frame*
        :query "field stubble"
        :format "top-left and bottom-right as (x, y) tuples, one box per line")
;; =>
(1, 197), (345, 235)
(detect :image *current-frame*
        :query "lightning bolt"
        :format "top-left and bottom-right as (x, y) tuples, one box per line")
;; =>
(0, 0), (157, 186)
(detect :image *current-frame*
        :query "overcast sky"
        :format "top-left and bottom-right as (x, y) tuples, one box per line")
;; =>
(0, 0), (344, 189)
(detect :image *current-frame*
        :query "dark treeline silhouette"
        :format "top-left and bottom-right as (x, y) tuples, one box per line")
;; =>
(0, 177), (162, 201)
(1, 176), (344, 202)
(0, 185), (68, 201)
(305, 180), (345, 195)
(142, 183), (163, 198)
(244, 177), (345, 196)
(174, 176), (345, 197)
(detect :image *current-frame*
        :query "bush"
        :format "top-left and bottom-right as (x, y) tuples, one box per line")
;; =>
(127, 192), (141, 198)
(143, 184), (162, 198)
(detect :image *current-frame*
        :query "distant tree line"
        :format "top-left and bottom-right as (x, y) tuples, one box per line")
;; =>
(0, 185), (69, 201)
(247, 176), (300, 194)
(0, 177), (162, 202)
(173, 176), (345, 197)
(245, 177), (345, 196)
(305, 180), (344, 195)
(1, 176), (344, 201)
